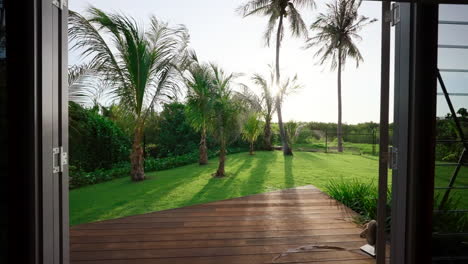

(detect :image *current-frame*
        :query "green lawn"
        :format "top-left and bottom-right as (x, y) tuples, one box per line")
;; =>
(434, 165), (468, 209)
(69, 150), (466, 226)
(294, 142), (380, 156)
(70, 151), (381, 225)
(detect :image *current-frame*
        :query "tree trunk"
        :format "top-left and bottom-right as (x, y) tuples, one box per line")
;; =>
(337, 48), (343, 153)
(249, 141), (254, 155)
(276, 100), (292, 155)
(199, 127), (208, 165)
(215, 140), (226, 177)
(263, 116), (273, 150)
(130, 122), (145, 181)
(275, 15), (283, 86)
(275, 14), (293, 156)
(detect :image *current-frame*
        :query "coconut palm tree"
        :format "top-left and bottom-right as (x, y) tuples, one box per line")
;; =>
(184, 55), (215, 165)
(277, 73), (302, 117)
(305, 0), (376, 152)
(209, 64), (244, 177)
(68, 63), (112, 109)
(242, 113), (264, 155)
(238, 0), (314, 156)
(285, 120), (304, 146)
(69, 7), (188, 181)
(251, 67), (276, 151)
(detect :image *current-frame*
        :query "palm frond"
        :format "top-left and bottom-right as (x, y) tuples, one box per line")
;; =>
(251, 65), (277, 119)
(287, 3), (308, 39)
(278, 74), (302, 104)
(70, 7), (188, 122)
(304, 0), (376, 70)
(238, 0), (315, 46)
(236, 0), (272, 17)
(69, 9), (125, 86)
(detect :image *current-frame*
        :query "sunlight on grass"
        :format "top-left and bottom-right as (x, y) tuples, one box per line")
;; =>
(70, 151), (384, 225)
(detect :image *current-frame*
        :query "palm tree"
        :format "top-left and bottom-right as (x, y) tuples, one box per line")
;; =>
(251, 67), (276, 151)
(68, 63), (111, 108)
(238, 0), (314, 156)
(69, 8), (188, 181)
(277, 73), (302, 117)
(184, 55), (215, 165)
(242, 113), (264, 155)
(210, 64), (244, 177)
(285, 120), (304, 146)
(305, 0), (376, 152)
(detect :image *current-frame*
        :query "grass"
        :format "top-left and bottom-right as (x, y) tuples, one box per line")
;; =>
(434, 165), (468, 209)
(70, 151), (381, 226)
(70, 150), (465, 226)
(294, 142), (380, 155)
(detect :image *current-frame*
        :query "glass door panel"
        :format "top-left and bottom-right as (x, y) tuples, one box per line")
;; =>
(433, 4), (468, 263)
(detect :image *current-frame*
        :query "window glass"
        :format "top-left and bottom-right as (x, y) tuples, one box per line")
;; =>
(433, 4), (468, 263)
(0, 0), (6, 263)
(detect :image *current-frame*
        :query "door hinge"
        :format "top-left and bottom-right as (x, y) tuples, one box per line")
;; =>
(390, 3), (400, 26)
(388, 146), (398, 170)
(53, 147), (68, 174)
(52, 0), (67, 10)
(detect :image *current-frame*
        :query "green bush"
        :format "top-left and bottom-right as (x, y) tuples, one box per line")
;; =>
(151, 103), (200, 158)
(145, 143), (158, 158)
(432, 194), (468, 259)
(69, 102), (131, 171)
(70, 147), (249, 189)
(69, 163), (130, 189)
(435, 117), (465, 162)
(325, 178), (391, 228)
(433, 194), (468, 234)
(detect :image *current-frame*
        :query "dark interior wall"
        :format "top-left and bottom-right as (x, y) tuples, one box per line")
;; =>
(1, 0), (6, 262)
(6, 0), (38, 262)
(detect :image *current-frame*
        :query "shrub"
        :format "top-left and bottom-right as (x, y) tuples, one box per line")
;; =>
(432, 194), (468, 259)
(69, 147), (249, 189)
(151, 102), (200, 158)
(69, 163), (130, 189)
(69, 102), (131, 171)
(433, 194), (468, 234)
(145, 143), (158, 158)
(325, 178), (391, 228)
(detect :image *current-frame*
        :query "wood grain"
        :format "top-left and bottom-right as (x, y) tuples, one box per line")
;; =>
(70, 185), (377, 263)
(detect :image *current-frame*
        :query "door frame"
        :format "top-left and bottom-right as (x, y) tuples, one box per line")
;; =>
(5, 0), (467, 263)
(391, 1), (439, 263)
(7, 0), (69, 263)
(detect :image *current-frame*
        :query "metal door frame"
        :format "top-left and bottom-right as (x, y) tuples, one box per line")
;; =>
(5, 0), (467, 263)
(390, 2), (439, 264)
(7, 0), (69, 263)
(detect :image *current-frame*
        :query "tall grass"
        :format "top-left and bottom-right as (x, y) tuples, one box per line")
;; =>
(326, 178), (468, 255)
(326, 178), (391, 226)
(432, 194), (468, 259)
(433, 194), (468, 233)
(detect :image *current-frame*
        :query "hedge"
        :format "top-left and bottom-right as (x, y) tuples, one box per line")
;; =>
(69, 147), (248, 189)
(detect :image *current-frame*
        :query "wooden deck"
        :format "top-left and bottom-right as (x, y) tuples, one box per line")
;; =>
(70, 185), (377, 264)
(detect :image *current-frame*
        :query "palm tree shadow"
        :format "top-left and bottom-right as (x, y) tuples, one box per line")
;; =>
(187, 156), (254, 205)
(240, 152), (277, 196)
(284, 155), (294, 188)
(91, 167), (210, 223)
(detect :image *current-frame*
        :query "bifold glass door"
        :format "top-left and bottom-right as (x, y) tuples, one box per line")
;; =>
(433, 4), (468, 263)
(39, 0), (69, 263)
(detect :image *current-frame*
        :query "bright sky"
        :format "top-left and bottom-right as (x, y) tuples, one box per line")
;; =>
(69, 0), (394, 124)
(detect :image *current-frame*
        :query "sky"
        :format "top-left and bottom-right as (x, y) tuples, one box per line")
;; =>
(69, 0), (394, 124)
(437, 5), (468, 118)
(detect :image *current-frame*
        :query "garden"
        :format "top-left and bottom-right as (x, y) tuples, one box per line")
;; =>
(67, 0), (467, 243)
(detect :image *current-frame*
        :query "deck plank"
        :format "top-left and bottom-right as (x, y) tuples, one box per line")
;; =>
(70, 185), (376, 263)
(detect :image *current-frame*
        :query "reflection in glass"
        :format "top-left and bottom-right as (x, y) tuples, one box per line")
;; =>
(433, 4), (468, 263)
(0, 0), (6, 263)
